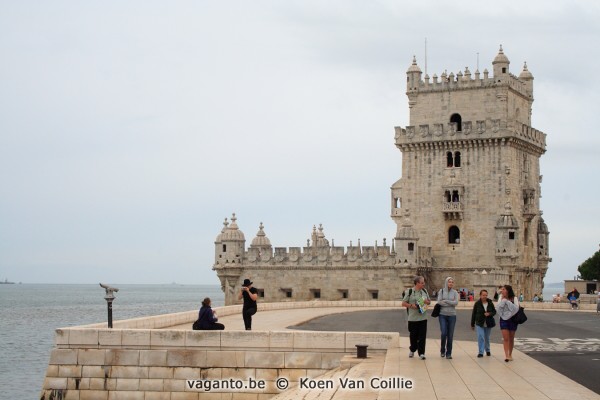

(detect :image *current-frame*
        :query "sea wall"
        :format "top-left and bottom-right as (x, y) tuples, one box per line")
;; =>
(40, 301), (400, 400)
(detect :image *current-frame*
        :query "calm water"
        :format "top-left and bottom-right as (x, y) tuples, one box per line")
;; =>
(0, 283), (223, 399)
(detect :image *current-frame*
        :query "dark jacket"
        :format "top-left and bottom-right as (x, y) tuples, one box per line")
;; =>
(471, 299), (497, 327)
(196, 305), (218, 329)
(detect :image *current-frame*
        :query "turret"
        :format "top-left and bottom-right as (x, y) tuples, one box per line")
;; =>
(492, 45), (510, 81)
(217, 213), (246, 265)
(519, 61), (534, 99)
(495, 203), (519, 258)
(537, 211), (550, 260)
(250, 222), (272, 255)
(394, 209), (419, 265)
(406, 56), (422, 92)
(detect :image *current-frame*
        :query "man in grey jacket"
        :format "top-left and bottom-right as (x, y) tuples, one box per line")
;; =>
(437, 277), (459, 359)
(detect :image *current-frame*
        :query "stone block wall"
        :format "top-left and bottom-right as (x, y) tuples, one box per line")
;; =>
(41, 303), (400, 400)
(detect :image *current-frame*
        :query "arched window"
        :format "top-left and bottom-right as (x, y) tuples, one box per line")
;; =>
(447, 152), (454, 167)
(222, 244), (226, 252)
(454, 151), (461, 167)
(408, 243), (415, 252)
(445, 190), (451, 202)
(452, 191), (460, 202)
(450, 113), (462, 131)
(448, 226), (460, 244)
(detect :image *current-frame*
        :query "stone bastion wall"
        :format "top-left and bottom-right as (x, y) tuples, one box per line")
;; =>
(40, 300), (598, 399)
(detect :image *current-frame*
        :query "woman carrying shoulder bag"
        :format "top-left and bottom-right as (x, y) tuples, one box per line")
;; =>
(471, 289), (496, 358)
(497, 285), (519, 362)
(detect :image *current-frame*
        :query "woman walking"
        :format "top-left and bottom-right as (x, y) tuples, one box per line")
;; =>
(193, 297), (225, 330)
(437, 277), (459, 359)
(497, 285), (519, 362)
(471, 289), (496, 357)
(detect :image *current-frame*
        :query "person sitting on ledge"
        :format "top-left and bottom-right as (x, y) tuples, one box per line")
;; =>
(193, 297), (224, 330)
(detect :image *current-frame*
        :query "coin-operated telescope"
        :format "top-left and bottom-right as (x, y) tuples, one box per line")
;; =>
(99, 283), (119, 328)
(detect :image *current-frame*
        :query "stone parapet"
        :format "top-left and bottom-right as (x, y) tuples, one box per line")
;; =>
(394, 119), (546, 151)
(43, 303), (401, 399)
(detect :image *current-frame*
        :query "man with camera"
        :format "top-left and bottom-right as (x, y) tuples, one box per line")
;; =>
(238, 278), (258, 330)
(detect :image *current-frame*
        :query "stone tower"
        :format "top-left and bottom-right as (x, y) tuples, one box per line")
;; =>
(391, 46), (551, 299)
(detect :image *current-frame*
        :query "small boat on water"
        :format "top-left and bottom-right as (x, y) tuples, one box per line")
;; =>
(0, 278), (15, 284)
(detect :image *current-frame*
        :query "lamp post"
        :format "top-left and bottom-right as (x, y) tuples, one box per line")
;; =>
(99, 283), (119, 328)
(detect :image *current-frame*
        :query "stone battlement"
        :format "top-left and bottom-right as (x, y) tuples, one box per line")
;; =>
(414, 69), (530, 97)
(244, 244), (394, 265)
(394, 119), (546, 150)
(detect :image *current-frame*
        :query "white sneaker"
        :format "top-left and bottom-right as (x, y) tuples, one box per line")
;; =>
(419, 354), (426, 360)
(409, 351), (414, 358)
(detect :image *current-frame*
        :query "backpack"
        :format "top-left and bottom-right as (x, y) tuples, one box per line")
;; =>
(404, 288), (413, 314)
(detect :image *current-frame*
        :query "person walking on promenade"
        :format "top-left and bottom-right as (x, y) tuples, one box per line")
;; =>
(238, 278), (258, 330)
(497, 285), (519, 362)
(596, 291), (600, 313)
(437, 276), (459, 359)
(402, 275), (431, 360)
(193, 297), (225, 330)
(471, 289), (496, 358)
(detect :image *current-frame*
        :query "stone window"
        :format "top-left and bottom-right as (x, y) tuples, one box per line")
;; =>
(285, 290), (292, 298)
(339, 289), (348, 299)
(509, 232), (515, 240)
(311, 289), (321, 299)
(222, 244), (226, 252)
(408, 242), (414, 252)
(452, 190), (460, 202)
(257, 289), (265, 298)
(454, 151), (461, 167)
(446, 151), (461, 168)
(370, 290), (379, 300)
(448, 226), (460, 244)
(450, 113), (462, 131)
(445, 190), (451, 202)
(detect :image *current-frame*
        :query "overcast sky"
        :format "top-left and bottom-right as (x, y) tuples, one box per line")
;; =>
(1, 1), (599, 285)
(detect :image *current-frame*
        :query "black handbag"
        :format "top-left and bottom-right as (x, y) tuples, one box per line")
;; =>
(511, 307), (527, 324)
(485, 315), (496, 328)
(431, 303), (441, 318)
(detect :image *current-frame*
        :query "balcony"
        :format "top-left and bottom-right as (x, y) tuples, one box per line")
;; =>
(443, 201), (463, 220)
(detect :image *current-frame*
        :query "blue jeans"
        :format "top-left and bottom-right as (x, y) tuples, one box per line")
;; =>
(476, 325), (492, 354)
(439, 314), (456, 356)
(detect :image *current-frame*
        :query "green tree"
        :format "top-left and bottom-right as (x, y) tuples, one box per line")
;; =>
(577, 249), (600, 281)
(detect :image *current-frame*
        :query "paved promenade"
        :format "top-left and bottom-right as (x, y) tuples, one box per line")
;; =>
(170, 306), (599, 399)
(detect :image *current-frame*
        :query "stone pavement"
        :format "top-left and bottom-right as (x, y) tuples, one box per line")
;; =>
(169, 306), (599, 399)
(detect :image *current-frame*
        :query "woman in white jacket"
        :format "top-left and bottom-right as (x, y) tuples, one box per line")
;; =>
(497, 285), (519, 362)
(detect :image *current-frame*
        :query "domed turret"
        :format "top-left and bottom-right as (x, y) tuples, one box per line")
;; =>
(309, 224), (329, 247)
(406, 55), (423, 92)
(537, 211), (550, 259)
(519, 61), (533, 80)
(215, 213), (246, 266)
(250, 222), (272, 248)
(397, 210), (418, 239)
(394, 209), (419, 265)
(221, 213), (245, 241)
(495, 203), (519, 257)
(492, 45), (510, 79)
(537, 214), (548, 233)
(519, 61), (534, 99)
(215, 218), (228, 242)
(496, 202), (518, 228)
